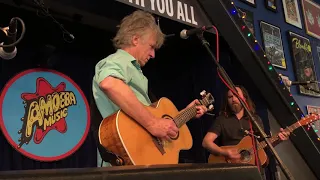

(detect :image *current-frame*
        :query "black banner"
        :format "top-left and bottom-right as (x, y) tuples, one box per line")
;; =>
(115, 0), (212, 28)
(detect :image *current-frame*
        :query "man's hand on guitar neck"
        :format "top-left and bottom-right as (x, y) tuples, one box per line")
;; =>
(185, 99), (208, 119)
(278, 128), (290, 141)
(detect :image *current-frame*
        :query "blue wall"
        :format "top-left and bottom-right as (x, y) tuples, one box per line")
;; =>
(235, 0), (320, 116)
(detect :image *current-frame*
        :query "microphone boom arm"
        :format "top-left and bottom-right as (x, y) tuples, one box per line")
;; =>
(302, 84), (320, 94)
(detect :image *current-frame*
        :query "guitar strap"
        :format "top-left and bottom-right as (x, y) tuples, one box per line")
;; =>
(89, 93), (125, 166)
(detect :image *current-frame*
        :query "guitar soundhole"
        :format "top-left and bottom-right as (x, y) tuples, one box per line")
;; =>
(239, 149), (251, 162)
(162, 114), (179, 140)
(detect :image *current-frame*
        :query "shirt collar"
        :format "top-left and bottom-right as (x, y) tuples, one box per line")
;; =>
(117, 49), (141, 70)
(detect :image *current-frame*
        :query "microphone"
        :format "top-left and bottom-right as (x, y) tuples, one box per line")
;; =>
(180, 26), (213, 39)
(0, 18), (18, 60)
(283, 79), (317, 87)
(244, 130), (260, 139)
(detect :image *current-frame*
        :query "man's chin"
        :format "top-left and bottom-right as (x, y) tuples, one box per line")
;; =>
(231, 105), (242, 113)
(142, 60), (149, 66)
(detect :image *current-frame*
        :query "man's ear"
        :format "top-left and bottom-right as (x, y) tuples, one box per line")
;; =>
(132, 35), (139, 46)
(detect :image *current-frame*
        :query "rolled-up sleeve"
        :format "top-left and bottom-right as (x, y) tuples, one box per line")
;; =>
(95, 60), (130, 85)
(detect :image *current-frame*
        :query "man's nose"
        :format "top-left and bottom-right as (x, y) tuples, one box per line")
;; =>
(150, 50), (155, 58)
(232, 96), (238, 102)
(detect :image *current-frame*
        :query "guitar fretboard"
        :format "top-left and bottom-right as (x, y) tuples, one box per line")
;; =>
(173, 95), (211, 128)
(173, 105), (197, 128)
(256, 122), (301, 150)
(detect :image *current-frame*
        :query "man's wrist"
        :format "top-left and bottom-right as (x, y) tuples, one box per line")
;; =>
(218, 149), (226, 156)
(144, 117), (157, 130)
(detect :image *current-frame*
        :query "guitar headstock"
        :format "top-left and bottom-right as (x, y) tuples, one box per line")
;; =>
(200, 90), (215, 111)
(299, 113), (320, 126)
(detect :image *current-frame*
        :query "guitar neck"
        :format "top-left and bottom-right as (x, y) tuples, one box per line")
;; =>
(173, 93), (213, 127)
(173, 105), (197, 128)
(257, 122), (301, 150)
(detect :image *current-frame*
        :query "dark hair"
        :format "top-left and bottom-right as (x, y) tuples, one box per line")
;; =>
(219, 85), (256, 117)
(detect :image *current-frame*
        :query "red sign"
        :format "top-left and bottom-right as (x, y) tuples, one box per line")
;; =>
(302, 0), (320, 39)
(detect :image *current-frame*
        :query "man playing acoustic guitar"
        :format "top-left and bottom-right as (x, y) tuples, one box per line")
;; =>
(202, 85), (290, 162)
(92, 10), (208, 165)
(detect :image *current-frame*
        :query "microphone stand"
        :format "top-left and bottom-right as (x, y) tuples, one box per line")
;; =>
(196, 33), (295, 180)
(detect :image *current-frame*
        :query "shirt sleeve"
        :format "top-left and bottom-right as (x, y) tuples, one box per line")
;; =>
(208, 116), (223, 136)
(95, 59), (130, 85)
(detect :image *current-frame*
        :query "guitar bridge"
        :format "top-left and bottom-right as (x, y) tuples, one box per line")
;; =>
(152, 136), (165, 155)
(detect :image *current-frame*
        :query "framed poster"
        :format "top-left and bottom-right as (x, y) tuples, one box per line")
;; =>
(301, 0), (320, 40)
(265, 0), (277, 12)
(288, 31), (320, 97)
(260, 21), (286, 69)
(240, 0), (256, 7)
(306, 105), (320, 137)
(237, 7), (255, 35)
(282, 0), (302, 28)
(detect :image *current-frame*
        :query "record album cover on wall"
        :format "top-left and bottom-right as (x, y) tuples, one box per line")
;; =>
(260, 21), (286, 69)
(265, 0), (277, 12)
(282, 0), (302, 28)
(288, 31), (320, 97)
(301, 0), (320, 40)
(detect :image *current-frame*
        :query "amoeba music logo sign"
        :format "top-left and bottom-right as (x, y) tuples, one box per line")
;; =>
(0, 69), (90, 161)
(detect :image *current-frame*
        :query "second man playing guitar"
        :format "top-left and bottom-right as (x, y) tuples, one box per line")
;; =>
(202, 85), (290, 162)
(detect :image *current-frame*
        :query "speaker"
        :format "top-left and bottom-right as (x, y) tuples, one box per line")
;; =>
(0, 163), (263, 180)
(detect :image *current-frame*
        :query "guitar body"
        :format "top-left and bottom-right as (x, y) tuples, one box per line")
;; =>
(98, 97), (193, 166)
(208, 136), (268, 166)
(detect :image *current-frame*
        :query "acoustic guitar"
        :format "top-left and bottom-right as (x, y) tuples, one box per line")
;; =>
(99, 91), (214, 166)
(207, 113), (320, 166)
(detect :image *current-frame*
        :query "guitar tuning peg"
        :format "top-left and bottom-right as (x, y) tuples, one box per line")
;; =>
(200, 90), (206, 96)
